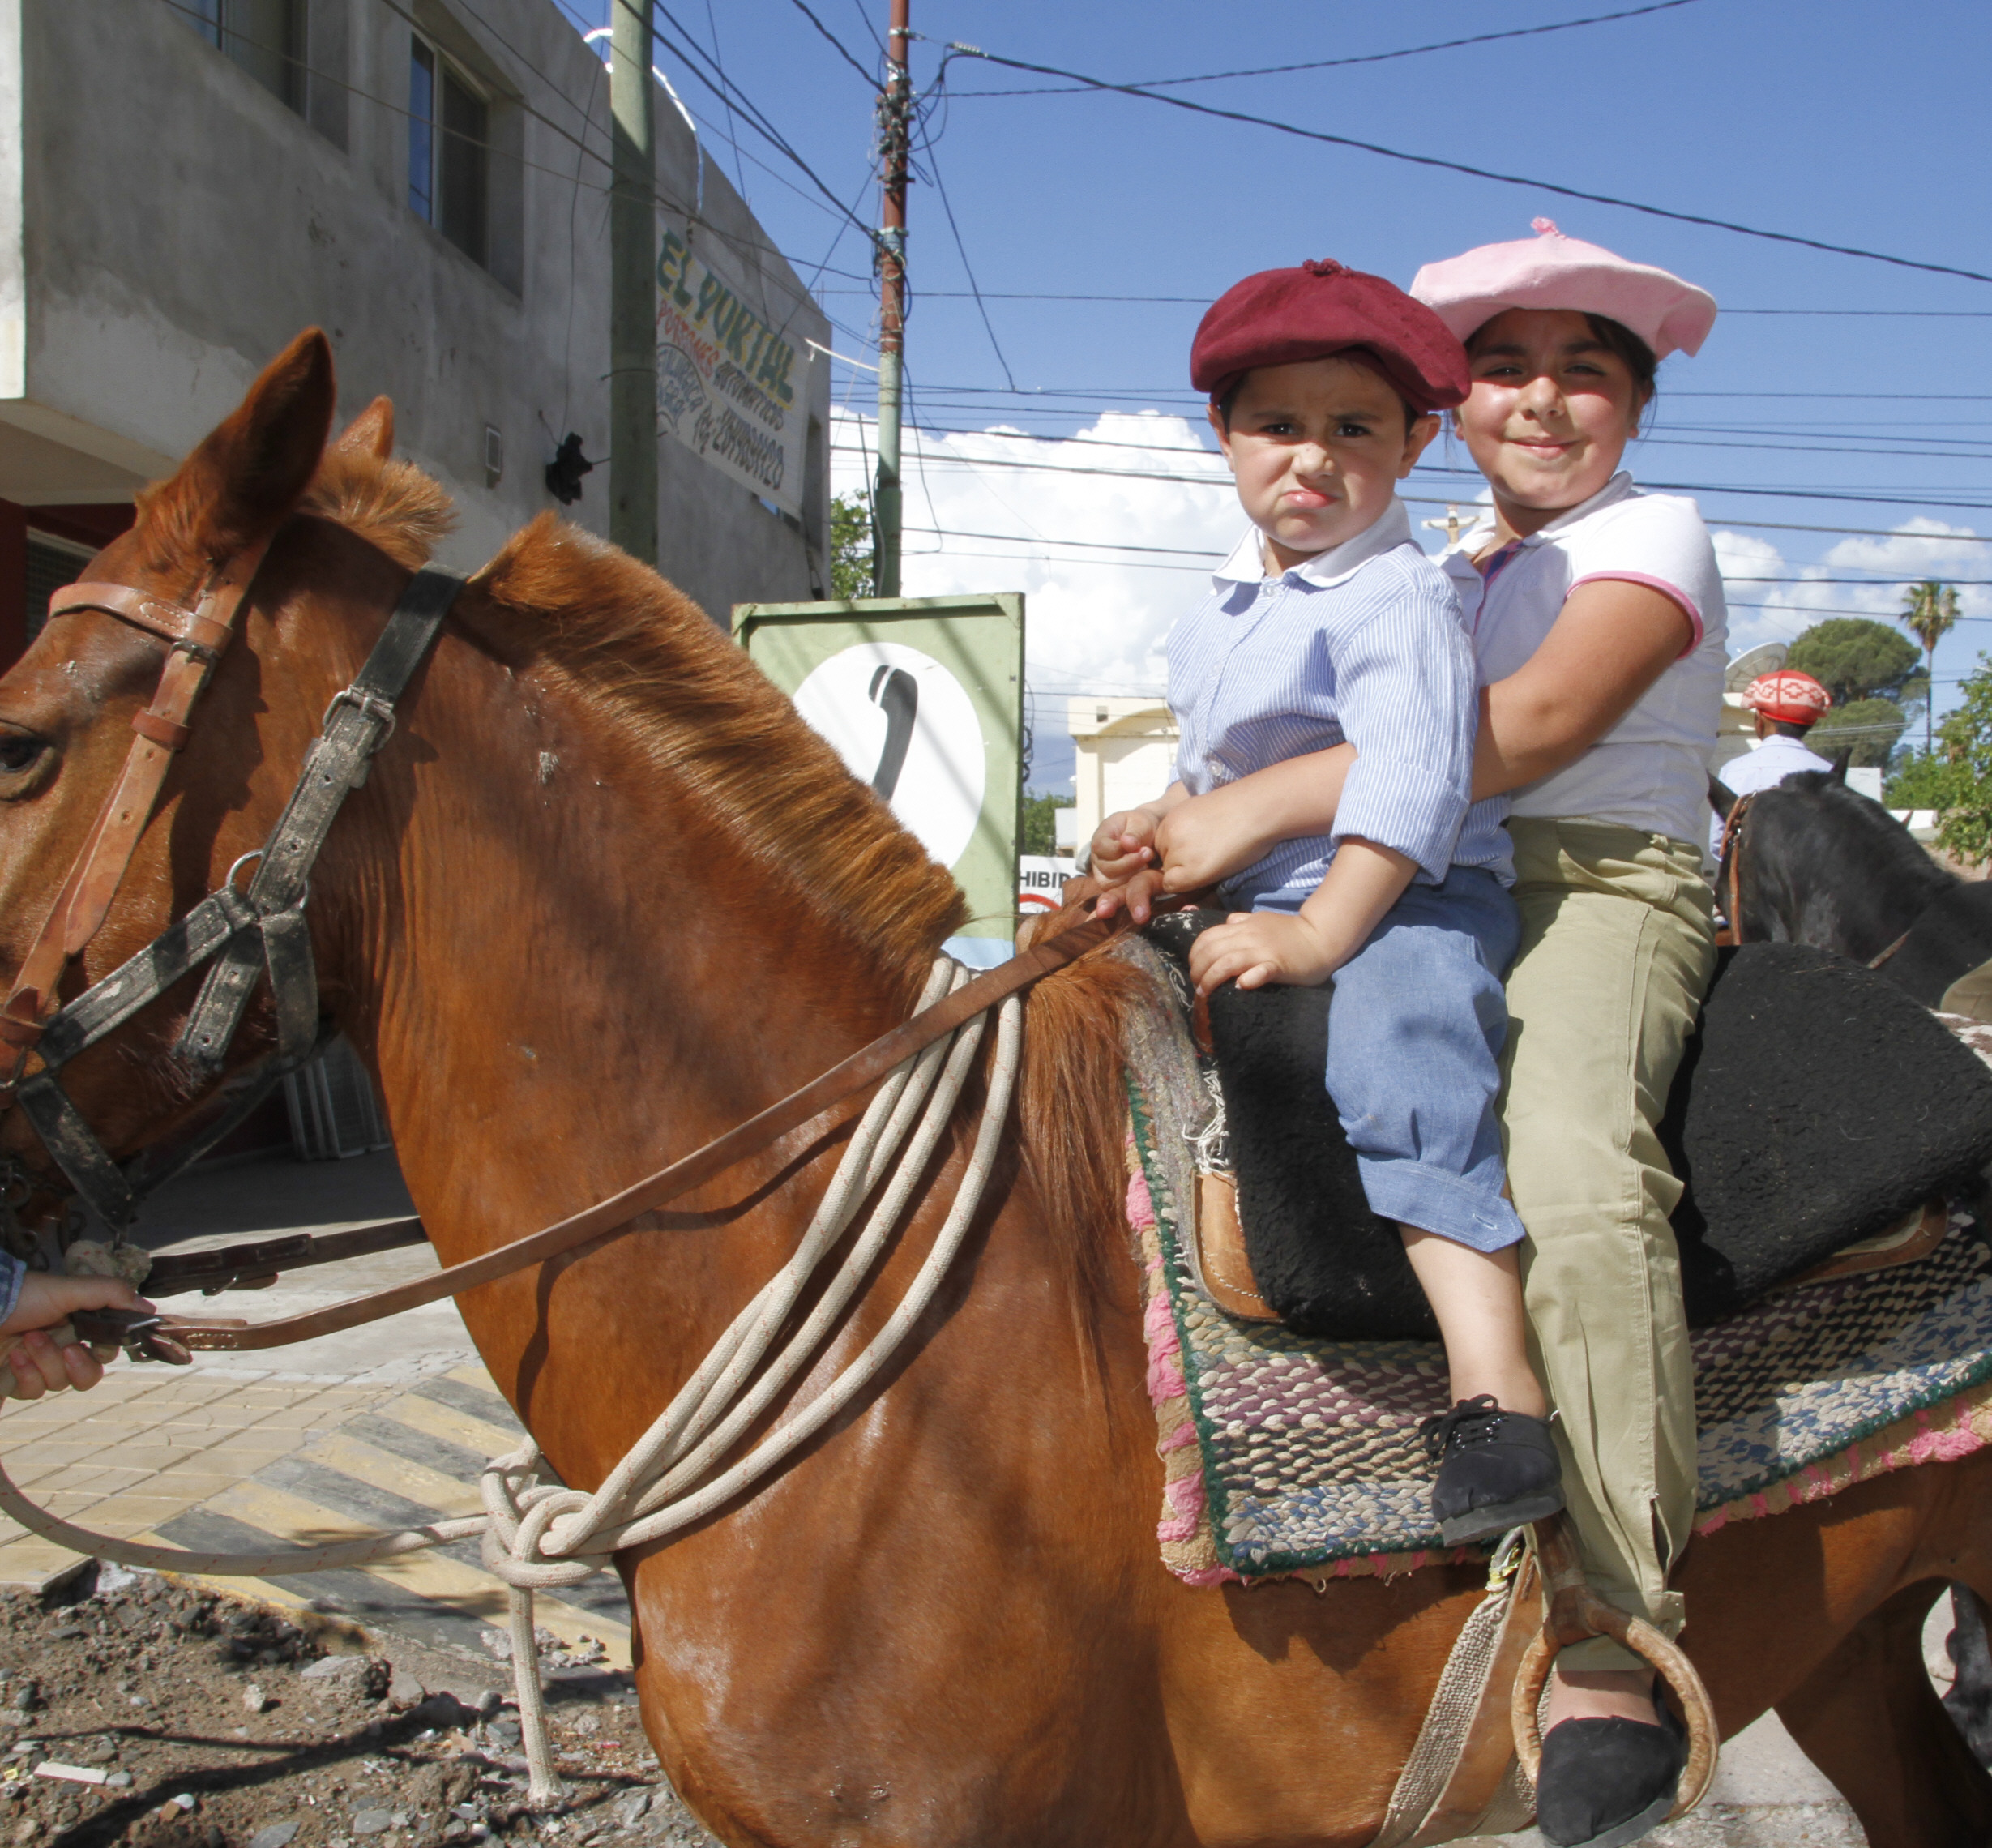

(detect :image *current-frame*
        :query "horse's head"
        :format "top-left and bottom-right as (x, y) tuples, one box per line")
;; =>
(1719, 769), (1954, 965)
(0, 331), (422, 1225)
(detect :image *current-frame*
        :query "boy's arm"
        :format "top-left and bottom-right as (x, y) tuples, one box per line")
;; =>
(1187, 839), (1417, 995)
(1152, 745), (1357, 892)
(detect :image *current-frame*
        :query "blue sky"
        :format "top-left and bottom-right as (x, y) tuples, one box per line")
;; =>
(558, 0), (1992, 789)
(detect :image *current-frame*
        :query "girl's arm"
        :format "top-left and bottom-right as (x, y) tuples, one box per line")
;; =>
(1146, 577), (1694, 880)
(1471, 578), (1693, 798)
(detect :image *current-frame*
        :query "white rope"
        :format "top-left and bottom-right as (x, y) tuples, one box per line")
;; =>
(0, 958), (1020, 1808)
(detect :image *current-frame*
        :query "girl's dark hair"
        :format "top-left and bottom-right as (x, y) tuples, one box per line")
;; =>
(1462, 311), (1658, 426)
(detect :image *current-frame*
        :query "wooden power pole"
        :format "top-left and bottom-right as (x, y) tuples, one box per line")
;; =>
(873, 0), (911, 597)
(610, 0), (658, 564)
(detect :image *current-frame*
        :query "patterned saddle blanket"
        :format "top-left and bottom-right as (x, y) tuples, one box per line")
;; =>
(1114, 935), (1992, 1585)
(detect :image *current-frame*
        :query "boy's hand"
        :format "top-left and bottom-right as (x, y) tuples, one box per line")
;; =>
(1090, 806), (1165, 885)
(0, 1273), (149, 1400)
(1154, 785), (1281, 892)
(1188, 911), (1340, 996)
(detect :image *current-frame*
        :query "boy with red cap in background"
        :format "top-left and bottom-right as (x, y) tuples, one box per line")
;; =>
(1091, 259), (1563, 1547)
(1708, 669), (1835, 862)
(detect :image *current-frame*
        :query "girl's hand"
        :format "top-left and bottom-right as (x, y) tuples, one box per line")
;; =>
(1188, 911), (1339, 996)
(0, 1273), (149, 1399)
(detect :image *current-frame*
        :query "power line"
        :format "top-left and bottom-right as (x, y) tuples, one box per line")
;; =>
(912, 130), (1016, 391)
(938, 39), (1992, 288)
(832, 441), (1992, 543)
(814, 289), (1992, 319)
(943, 0), (1706, 96)
(835, 439), (1992, 515)
(784, 0), (877, 87)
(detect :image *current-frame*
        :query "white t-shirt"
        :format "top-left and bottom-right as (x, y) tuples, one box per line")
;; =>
(1442, 473), (1727, 845)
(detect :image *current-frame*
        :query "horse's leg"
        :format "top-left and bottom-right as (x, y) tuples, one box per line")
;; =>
(1943, 1585), (1992, 1766)
(1776, 1579), (1992, 1847)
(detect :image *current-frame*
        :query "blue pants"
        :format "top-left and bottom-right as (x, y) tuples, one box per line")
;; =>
(1247, 866), (1524, 1252)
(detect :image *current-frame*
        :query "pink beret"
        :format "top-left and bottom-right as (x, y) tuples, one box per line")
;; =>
(1744, 670), (1831, 725)
(1409, 220), (1717, 361)
(1190, 259), (1470, 413)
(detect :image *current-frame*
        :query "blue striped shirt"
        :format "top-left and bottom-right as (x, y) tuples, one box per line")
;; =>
(1166, 499), (1514, 906)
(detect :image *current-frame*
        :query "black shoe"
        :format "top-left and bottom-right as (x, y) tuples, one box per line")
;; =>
(1417, 1395), (1564, 1545)
(1536, 1691), (1687, 1848)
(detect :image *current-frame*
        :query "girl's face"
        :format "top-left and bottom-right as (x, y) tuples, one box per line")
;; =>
(1210, 357), (1440, 572)
(1454, 308), (1648, 521)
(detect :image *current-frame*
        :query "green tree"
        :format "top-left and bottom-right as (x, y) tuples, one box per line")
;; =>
(1785, 618), (1923, 706)
(1809, 695), (1908, 768)
(1901, 580), (1960, 753)
(1021, 789), (1075, 857)
(830, 491), (875, 600)
(1886, 651), (1992, 862)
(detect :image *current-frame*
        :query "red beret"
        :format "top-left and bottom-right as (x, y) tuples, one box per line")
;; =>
(1190, 259), (1471, 413)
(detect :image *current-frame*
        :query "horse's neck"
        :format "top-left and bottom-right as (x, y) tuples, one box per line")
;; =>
(339, 637), (938, 1384)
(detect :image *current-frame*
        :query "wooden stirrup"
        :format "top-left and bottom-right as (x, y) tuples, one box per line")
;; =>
(1510, 1512), (1719, 1822)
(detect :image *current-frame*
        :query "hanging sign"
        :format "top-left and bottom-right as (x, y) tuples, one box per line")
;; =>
(655, 225), (808, 516)
(733, 594), (1026, 968)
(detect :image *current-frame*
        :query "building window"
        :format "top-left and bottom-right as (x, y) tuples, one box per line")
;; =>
(24, 534), (94, 649)
(408, 36), (489, 267)
(182, 0), (307, 114)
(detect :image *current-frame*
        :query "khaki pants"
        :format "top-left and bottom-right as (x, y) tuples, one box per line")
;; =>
(1501, 819), (1716, 1671)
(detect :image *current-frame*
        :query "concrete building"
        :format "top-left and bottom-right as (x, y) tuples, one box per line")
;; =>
(0, 0), (832, 661)
(1069, 696), (1179, 856)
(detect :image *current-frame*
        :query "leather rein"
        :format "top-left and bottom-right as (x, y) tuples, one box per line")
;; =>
(0, 542), (1129, 1359)
(1720, 786), (1917, 972)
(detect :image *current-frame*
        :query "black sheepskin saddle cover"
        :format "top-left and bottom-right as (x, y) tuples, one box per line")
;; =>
(1140, 913), (1992, 1340)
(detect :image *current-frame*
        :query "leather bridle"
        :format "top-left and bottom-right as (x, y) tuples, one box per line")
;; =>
(0, 537), (1134, 1360)
(0, 543), (464, 1238)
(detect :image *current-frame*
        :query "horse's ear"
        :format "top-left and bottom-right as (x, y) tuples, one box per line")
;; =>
(1708, 772), (1738, 821)
(1829, 750), (1851, 784)
(139, 327), (336, 565)
(330, 396), (394, 461)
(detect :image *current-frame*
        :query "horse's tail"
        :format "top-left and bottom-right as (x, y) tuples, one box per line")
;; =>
(1015, 903), (1156, 1322)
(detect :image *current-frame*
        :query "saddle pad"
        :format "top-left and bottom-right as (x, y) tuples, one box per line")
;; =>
(1138, 917), (1992, 1338)
(1128, 1086), (1992, 1585)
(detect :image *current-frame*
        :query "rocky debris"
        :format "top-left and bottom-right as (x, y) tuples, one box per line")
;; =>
(0, 1573), (723, 1847)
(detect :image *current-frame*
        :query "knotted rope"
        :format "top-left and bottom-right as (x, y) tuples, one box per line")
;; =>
(0, 959), (1018, 1806)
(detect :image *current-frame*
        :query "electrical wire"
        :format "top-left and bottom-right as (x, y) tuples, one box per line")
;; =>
(784, 0), (878, 86)
(810, 289), (1992, 319)
(910, 133), (1016, 391)
(934, 41), (1992, 287)
(944, 0), (1707, 96)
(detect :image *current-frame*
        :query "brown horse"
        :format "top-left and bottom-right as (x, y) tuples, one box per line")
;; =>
(2, 332), (1990, 1846)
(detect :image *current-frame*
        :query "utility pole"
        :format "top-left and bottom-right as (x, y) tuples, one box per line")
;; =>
(873, 0), (911, 597)
(609, 0), (657, 564)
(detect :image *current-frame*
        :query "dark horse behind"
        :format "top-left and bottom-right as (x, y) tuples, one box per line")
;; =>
(1713, 764), (1992, 1760)
(1713, 768), (1992, 1009)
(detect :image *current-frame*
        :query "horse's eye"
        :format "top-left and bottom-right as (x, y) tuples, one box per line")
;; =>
(0, 731), (44, 776)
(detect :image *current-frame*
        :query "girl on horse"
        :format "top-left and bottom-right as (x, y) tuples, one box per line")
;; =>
(1105, 225), (1725, 1848)
(1410, 223), (1725, 1848)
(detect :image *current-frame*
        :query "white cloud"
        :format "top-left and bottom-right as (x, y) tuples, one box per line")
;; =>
(833, 407), (1238, 715)
(1711, 515), (1990, 667)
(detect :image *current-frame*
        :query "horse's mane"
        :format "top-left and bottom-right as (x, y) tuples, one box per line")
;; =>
(1772, 772), (1956, 900)
(301, 451), (456, 567)
(469, 512), (968, 987)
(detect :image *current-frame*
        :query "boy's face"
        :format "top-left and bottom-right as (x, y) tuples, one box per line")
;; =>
(1208, 356), (1439, 570)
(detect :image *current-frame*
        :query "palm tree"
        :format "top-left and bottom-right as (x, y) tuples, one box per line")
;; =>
(1903, 580), (1961, 753)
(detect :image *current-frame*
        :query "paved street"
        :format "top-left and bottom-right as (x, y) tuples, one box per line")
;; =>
(0, 1151), (631, 1668)
(0, 1148), (1909, 1842)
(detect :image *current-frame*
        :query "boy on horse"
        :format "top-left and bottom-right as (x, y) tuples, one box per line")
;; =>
(1090, 261), (1563, 1549)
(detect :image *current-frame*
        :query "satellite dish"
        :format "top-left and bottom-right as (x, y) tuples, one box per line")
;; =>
(1724, 640), (1789, 695)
